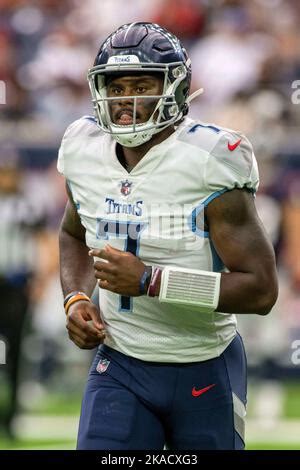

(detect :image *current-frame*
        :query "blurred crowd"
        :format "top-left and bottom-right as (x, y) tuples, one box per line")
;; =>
(0, 0), (300, 438)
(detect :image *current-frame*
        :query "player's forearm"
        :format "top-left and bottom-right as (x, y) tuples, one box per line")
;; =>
(151, 266), (277, 316)
(59, 229), (97, 297)
(88, 244), (278, 315)
(217, 271), (278, 315)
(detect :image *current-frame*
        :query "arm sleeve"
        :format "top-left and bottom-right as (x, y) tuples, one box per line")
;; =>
(205, 131), (259, 194)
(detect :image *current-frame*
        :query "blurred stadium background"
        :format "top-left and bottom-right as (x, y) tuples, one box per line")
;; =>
(0, 0), (300, 450)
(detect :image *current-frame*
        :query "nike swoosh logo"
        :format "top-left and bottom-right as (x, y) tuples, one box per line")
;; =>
(228, 139), (242, 151)
(192, 383), (216, 397)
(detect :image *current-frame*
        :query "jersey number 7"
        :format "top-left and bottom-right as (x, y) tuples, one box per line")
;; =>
(96, 219), (146, 312)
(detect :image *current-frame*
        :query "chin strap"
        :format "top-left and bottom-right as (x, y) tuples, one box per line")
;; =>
(186, 87), (204, 104)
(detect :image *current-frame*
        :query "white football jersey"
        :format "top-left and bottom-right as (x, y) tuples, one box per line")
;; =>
(57, 116), (259, 362)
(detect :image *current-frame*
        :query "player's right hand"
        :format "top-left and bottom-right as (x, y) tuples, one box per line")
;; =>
(66, 300), (106, 349)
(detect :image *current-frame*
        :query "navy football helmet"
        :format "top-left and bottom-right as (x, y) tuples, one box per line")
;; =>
(87, 22), (192, 147)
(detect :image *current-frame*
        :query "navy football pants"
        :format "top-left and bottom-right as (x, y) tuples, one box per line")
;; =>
(77, 333), (247, 450)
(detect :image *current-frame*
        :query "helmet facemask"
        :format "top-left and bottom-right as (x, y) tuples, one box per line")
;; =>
(87, 61), (190, 147)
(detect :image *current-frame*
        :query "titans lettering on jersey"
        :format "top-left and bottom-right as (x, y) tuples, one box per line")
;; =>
(57, 115), (259, 363)
(105, 197), (143, 216)
(103, 197), (196, 241)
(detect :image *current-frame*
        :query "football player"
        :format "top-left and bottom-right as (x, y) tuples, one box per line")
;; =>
(58, 22), (278, 450)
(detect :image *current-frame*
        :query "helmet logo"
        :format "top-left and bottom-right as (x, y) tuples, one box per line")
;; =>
(107, 55), (140, 64)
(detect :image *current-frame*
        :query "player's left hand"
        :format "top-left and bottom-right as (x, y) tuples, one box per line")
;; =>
(89, 244), (146, 296)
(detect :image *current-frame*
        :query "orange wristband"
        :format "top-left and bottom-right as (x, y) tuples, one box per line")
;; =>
(64, 293), (90, 315)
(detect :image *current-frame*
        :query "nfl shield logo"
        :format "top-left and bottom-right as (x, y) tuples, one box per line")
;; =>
(96, 358), (110, 374)
(120, 179), (132, 196)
